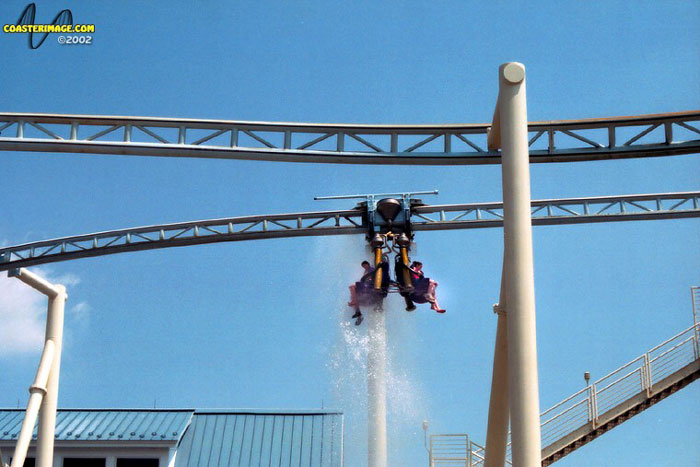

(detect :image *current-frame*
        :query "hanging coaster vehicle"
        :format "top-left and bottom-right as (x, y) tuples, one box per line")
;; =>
(317, 191), (446, 325)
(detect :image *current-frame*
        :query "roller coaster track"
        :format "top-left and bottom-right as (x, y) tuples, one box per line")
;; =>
(1, 191), (698, 272)
(2, 109), (699, 466)
(1, 111), (699, 165)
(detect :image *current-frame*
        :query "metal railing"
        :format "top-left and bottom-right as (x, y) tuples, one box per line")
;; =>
(469, 440), (512, 467)
(429, 436), (513, 467)
(431, 315), (700, 466)
(536, 322), (699, 453)
(1, 111), (698, 165)
(692, 287), (700, 359)
(430, 434), (469, 467)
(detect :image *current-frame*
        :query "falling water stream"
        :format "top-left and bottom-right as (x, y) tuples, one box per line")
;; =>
(366, 308), (387, 466)
(316, 236), (430, 466)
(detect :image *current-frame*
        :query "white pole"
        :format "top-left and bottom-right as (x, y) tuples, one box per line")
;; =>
(36, 284), (66, 467)
(10, 268), (67, 467)
(498, 62), (542, 467)
(367, 310), (387, 467)
(484, 265), (510, 467)
(11, 268), (61, 298)
(10, 341), (55, 467)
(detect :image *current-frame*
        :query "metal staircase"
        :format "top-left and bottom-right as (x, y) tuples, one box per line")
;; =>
(430, 287), (700, 466)
(537, 321), (699, 465)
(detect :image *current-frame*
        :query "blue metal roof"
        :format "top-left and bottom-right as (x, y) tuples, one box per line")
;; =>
(0, 409), (193, 442)
(175, 411), (343, 467)
(0, 409), (344, 465)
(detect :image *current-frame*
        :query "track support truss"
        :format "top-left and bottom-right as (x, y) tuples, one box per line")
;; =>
(1, 111), (698, 165)
(1, 192), (698, 272)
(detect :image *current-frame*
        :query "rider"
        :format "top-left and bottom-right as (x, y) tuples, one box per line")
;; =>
(410, 261), (446, 313)
(348, 260), (375, 319)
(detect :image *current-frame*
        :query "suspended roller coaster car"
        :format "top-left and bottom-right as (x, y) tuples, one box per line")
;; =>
(341, 193), (444, 324)
(352, 254), (436, 312)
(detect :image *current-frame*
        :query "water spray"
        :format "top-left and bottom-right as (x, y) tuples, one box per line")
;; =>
(317, 190), (438, 467)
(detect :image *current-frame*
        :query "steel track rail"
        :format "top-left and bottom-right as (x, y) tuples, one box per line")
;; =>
(1, 192), (698, 271)
(1, 111), (698, 165)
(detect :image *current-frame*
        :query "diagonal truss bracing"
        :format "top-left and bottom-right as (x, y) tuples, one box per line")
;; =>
(411, 191), (700, 230)
(1, 192), (698, 272)
(0, 111), (698, 165)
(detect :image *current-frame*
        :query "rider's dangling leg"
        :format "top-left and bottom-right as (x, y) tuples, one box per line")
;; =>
(403, 295), (416, 312)
(427, 280), (445, 313)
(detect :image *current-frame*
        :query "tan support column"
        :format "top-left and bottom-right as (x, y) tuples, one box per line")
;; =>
(484, 265), (510, 467)
(36, 285), (66, 467)
(498, 62), (542, 467)
(9, 268), (67, 467)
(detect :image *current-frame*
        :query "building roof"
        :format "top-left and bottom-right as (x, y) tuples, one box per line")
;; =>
(0, 409), (193, 442)
(0, 409), (344, 466)
(175, 411), (343, 467)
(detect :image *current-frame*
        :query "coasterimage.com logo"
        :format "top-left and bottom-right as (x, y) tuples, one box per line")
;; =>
(3, 2), (96, 49)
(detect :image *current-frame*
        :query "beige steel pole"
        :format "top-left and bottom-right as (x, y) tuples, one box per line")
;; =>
(9, 268), (67, 467)
(498, 62), (542, 467)
(10, 341), (55, 467)
(367, 309), (387, 467)
(484, 264), (510, 467)
(36, 283), (66, 467)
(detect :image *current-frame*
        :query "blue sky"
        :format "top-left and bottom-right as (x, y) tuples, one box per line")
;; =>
(1, 1), (699, 465)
